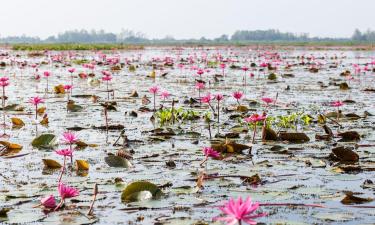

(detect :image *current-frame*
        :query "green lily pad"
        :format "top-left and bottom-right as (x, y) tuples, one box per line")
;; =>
(104, 155), (132, 168)
(313, 212), (355, 222)
(121, 181), (163, 202)
(31, 134), (57, 149)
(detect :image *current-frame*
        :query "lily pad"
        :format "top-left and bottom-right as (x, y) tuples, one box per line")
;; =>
(105, 155), (132, 168)
(121, 181), (163, 202)
(31, 134), (56, 149)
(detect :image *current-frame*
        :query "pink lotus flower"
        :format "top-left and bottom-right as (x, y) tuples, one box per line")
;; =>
(58, 183), (79, 200)
(149, 86), (160, 111)
(61, 132), (78, 144)
(40, 195), (57, 209)
(29, 96), (44, 120)
(242, 67), (249, 71)
(160, 90), (170, 99)
(68, 68), (75, 73)
(0, 81), (9, 87)
(102, 75), (112, 81)
(0, 77), (9, 82)
(0, 77), (9, 87)
(215, 94), (224, 101)
(197, 69), (204, 76)
(261, 97), (273, 105)
(245, 113), (267, 144)
(63, 85), (73, 91)
(43, 71), (51, 77)
(149, 86), (159, 94)
(233, 91), (243, 101)
(29, 96), (44, 106)
(55, 149), (73, 157)
(245, 114), (266, 123)
(195, 82), (205, 90)
(214, 196), (267, 225)
(220, 63), (226, 69)
(202, 93), (212, 104)
(102, 70), (111, 76)
(331, 101), (343, 107)
(203, 147), (220, 158)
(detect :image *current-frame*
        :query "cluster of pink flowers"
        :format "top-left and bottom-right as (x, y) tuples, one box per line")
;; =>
(40, 183), (79, 210)
(39, 131), (80, 210)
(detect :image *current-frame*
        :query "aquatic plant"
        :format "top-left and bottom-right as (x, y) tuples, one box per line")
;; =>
(214, 196), (267, 225)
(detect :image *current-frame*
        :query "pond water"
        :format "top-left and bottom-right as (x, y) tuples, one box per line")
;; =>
(0, 47), (374, 224)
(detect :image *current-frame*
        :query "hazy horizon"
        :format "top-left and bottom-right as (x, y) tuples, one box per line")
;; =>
(0, 0), (374, 39)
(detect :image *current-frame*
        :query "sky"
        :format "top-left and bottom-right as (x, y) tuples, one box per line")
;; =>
(0, 0), (374, 39)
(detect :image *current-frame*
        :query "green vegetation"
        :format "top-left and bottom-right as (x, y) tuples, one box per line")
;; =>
(11, 43), (144, 51)
(155, 107), (201, 127)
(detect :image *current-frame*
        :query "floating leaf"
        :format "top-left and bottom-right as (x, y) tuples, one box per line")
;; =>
(75, 159), (89, 170)
(337, 131), (360, 141)
(42, 159), (62, 169)
(40, 116), (49, 125)
(279, 132), (310, 143)
(1, 104), (24, 111)
(10, 117), (25, 127)
(331, 146), (359, 162)
(75, 141), (98, 148)
(121, 181), (162, 202)
(341, 192), (373, 205)
(67, 100), (83, 112)
(0, 207), (11, 217)
(5, 209), (46, 224)
(0, 141), (23, 150)
(37, 106), (46, 115)
(54, 84), (65, 94)
(313, 212), (355, 222)
(31, 134), (56, 149)
(104, 155), (132, 168)
(212, 139), (250, 154)
(318, 114), (326, 124)
(236, 105), (249, 112)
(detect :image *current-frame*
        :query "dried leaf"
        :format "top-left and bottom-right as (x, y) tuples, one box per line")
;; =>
(42, 159), (62, 169)
(75, 159), (89, 170)
(37, 107), (46, 115)
(0, 141), (23, 150)
(54, 84), (65, 94)
(10, 117), (25, 127)
(341, 192), (373, 205)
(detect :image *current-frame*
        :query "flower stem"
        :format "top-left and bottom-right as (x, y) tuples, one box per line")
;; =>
(217, 101), (220, 134)
(252, 123), (257, 144)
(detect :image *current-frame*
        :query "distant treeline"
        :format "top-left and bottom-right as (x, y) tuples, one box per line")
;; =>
(1, 28), (374, 44)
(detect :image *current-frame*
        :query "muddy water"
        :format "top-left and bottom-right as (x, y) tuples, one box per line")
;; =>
(0, 47), (374, 224)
